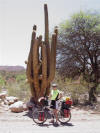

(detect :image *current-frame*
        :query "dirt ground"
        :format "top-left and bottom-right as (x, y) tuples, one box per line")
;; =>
(0, 105), (100, 133)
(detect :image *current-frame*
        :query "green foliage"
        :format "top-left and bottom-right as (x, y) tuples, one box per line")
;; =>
(53, 73), (89, 104)
(16, 74), (26, 82)
(60, 11), (100, 32)
(0, 71), (30, 101)
(6, 81), (31, 102)
(57, 11), (100, 99)
(58, 11), (100, 103)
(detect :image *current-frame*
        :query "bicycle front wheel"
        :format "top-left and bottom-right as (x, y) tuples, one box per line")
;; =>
(58, 110), (71, 124)
(32, 109), (47, 124)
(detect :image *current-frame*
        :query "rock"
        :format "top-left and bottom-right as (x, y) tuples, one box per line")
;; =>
(0, 101), (4, 106)
(6, 96), (18, 105)
(10, 101), (24, 113)
(23, 104), (28, 111)
(4, 100), (9, 105)
(0, 91), (7, 100)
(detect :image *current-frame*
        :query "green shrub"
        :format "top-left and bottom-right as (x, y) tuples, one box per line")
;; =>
(53, 73), (89, 104)
(0, 75), (5, 88)
(16, 74), (26, 82)
(6, 81), (31, 102)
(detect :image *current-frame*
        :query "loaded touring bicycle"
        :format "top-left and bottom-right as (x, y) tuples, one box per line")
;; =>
(32, 96), (72, 125)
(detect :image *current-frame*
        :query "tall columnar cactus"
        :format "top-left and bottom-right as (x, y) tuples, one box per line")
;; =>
(26, 4), (58, 102)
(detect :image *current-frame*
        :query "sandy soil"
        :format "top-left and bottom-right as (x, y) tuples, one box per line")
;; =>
(0, 105), (100, 133)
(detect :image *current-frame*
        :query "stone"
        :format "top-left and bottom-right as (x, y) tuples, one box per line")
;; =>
(4, 100), (9, 105)
(6, 96), (18, 105)
(10, 101), (24, 113)
(0, 91), (7, 100)
(23, 104), (28, 111)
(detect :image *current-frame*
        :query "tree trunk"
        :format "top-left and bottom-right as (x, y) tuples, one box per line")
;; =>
(89, 62), (98, 103)
(89, 85), (97, 103)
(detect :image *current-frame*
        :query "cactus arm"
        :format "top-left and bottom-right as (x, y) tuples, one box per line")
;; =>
(45, 84), (50, 96)
(26, 25), (36, 83)
(33, 39), (40, 98)
(54, 27), (58, 73)
(44, 4), (50, 77)
(48, 33), (57, 83)
(44, 4), (49, 45)
(40, 43), (47, 96)
(30, 83), (36, 98)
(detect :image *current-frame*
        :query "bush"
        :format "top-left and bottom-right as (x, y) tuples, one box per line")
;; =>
(6, 81), (31, 102)
(16, 74), (26, 82)
(53, 73), (89, 104)
(0, 71), (31, 102)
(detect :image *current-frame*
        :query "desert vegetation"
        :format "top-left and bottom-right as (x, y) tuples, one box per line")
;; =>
(0, 69), (30, 102)
(0, 68), (100, 105)
(0, 11), (100, 105)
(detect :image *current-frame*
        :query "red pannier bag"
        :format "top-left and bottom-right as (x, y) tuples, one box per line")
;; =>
(64, 109), (70, 117)
(38, 112), (45, 121)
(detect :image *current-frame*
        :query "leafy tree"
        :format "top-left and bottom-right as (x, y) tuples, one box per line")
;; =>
(57, 11), (100, 103)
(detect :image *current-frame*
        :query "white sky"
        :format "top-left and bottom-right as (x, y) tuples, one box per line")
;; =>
(0, 0), (100, 67)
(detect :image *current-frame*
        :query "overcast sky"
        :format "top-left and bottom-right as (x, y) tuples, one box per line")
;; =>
(0, 0), (100, 67)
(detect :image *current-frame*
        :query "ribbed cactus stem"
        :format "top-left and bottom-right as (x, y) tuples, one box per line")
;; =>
(45, 84), (50, 96)
(30, 83), (36, 98)
(48, 33), (57, 83)
(33, 39), (40, 98)
(54, 26), (58, 47)
(54, 27), (58, 69)
(38, 35), (42, 45)
(26, 25), (36, 83)
(44, 4), (50, 77)
(40, 43), (47, 96)
(44, 4), (49, 45)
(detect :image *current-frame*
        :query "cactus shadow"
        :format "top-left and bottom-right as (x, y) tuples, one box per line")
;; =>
(23, 111), (33, 118)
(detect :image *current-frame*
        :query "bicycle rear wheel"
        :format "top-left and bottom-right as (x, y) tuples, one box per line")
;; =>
(32, 109), (47, 124)
(58, 109), (71, 124)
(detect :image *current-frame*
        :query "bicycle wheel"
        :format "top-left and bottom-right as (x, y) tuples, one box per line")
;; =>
(32, 109), (47, 124)
(58, 109), (71, 124)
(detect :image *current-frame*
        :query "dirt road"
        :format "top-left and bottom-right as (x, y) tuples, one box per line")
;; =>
(0, 107), (100, 133)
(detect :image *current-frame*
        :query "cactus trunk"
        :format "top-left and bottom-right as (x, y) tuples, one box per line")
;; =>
(26, 4), (58, 103)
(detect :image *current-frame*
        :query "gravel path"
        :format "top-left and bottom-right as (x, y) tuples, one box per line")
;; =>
(0, 107), (100, 133)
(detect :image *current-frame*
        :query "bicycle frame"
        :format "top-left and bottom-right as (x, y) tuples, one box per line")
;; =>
(38, 97), (62, 116)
